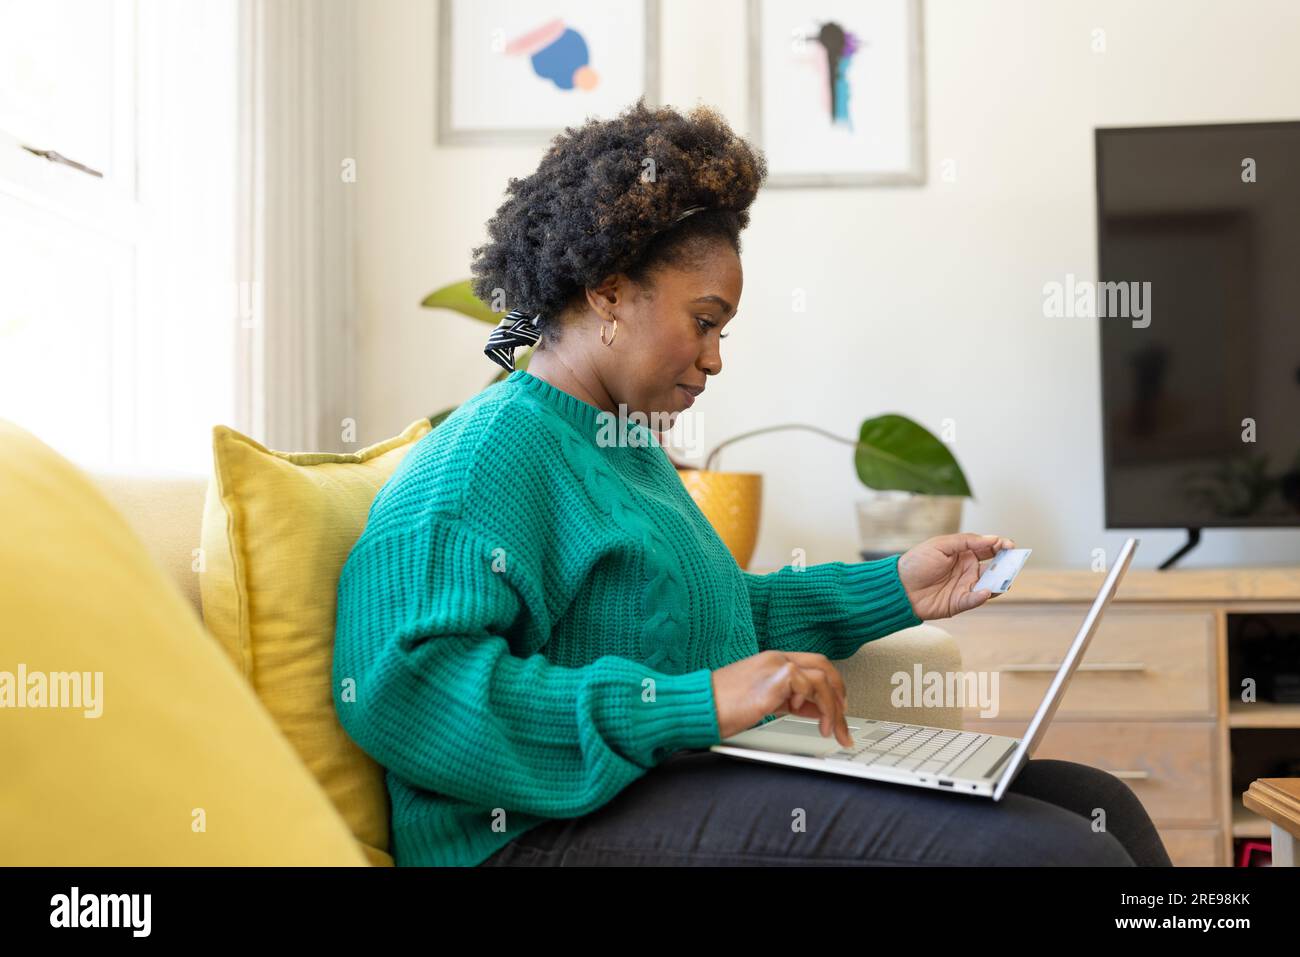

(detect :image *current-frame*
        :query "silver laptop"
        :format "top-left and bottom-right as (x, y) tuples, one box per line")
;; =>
(710, 537), (1139, 801)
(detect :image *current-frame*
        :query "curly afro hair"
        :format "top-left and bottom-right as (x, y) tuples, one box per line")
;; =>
(469, 97), (767, 337)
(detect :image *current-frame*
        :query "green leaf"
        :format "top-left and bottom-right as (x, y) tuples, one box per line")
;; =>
(420, 279), (502, 324)
(854, 414), (973, 497)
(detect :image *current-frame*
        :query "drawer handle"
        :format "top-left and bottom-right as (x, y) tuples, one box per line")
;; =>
(997, 662), (1147, 673)
(1102, 769), (1150, 780)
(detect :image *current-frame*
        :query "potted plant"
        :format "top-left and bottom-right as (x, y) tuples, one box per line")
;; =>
(687, 417), (973, 564)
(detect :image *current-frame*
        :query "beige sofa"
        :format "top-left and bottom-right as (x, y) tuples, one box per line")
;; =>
(87, 467), (966, 784)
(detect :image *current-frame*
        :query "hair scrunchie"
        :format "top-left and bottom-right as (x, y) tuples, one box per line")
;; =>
(483, 204), (709, 373)
(483, 309), (542, 373)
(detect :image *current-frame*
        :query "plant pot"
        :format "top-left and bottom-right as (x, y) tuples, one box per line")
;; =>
(677, 469), (763, 569)
(856, 490), (964, 560)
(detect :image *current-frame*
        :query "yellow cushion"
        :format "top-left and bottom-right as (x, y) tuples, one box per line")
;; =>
(200, 418), (433, 867)
(0, 419), (367, 865)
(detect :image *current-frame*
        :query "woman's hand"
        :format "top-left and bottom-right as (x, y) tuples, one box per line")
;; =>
(712, 651), (852, 747)
(898, 532), (1016, 621)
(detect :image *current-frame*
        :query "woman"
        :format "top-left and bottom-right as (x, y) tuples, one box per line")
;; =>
(333, 99), (1171, 867)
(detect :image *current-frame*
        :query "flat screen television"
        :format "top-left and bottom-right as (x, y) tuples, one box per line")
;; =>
(1095, 121), (1300, 565)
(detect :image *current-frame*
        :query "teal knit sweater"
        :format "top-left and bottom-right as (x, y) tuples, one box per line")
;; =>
(332, 370), (923, 867)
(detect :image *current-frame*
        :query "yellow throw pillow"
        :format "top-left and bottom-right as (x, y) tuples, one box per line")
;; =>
(200, 417), (433, 867)
(0, 419), (367, 865)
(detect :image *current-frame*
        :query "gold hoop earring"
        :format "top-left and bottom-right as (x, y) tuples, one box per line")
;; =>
(600, 316), (618, 347)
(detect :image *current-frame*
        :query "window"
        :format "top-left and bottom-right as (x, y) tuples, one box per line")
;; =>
(0, 0), (238, 471)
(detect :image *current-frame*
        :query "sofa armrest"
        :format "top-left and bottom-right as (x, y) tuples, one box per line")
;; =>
(86, 469), (209, 616)
(834, 623), (965, 731)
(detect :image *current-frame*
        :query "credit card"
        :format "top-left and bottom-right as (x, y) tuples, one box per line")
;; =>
(973, 547), (1032, 594)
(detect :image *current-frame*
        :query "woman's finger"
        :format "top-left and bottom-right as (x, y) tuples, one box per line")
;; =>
(798, 665), (850, 746)
(930, 532), (999, 560)
(787, 666), (825, 729)
(781, 652), (848, 712)
(778, 660), (851, 747)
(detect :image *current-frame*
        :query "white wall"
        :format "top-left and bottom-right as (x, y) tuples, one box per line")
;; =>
(353, 0), (1300, 569)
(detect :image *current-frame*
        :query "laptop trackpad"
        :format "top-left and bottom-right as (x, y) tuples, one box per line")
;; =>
(723, 718), (844, 756)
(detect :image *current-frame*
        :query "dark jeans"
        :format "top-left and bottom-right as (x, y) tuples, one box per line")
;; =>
(479, 752), (1174, 866)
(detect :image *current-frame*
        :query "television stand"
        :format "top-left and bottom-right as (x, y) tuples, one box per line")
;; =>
(1159, 528), (1202, 570)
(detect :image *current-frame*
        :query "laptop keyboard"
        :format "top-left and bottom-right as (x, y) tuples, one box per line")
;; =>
(824, 723), (990, 776)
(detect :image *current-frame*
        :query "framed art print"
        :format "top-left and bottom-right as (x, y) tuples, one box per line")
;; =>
(748, 0), (926, 186)
(438, 0), (661, 146)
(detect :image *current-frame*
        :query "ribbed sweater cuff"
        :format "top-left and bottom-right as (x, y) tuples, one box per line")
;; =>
(760, 554), (924, 657)
(597, 658), (721, 761)
(834, 554), (925, 638)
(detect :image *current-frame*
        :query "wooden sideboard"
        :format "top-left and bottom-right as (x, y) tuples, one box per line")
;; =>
(747, 562), (1300, 864)
(920, 565), (1300, 867)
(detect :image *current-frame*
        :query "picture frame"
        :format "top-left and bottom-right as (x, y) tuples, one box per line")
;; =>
(437, 0), (661, 146)
(748, 0), (927, 187)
